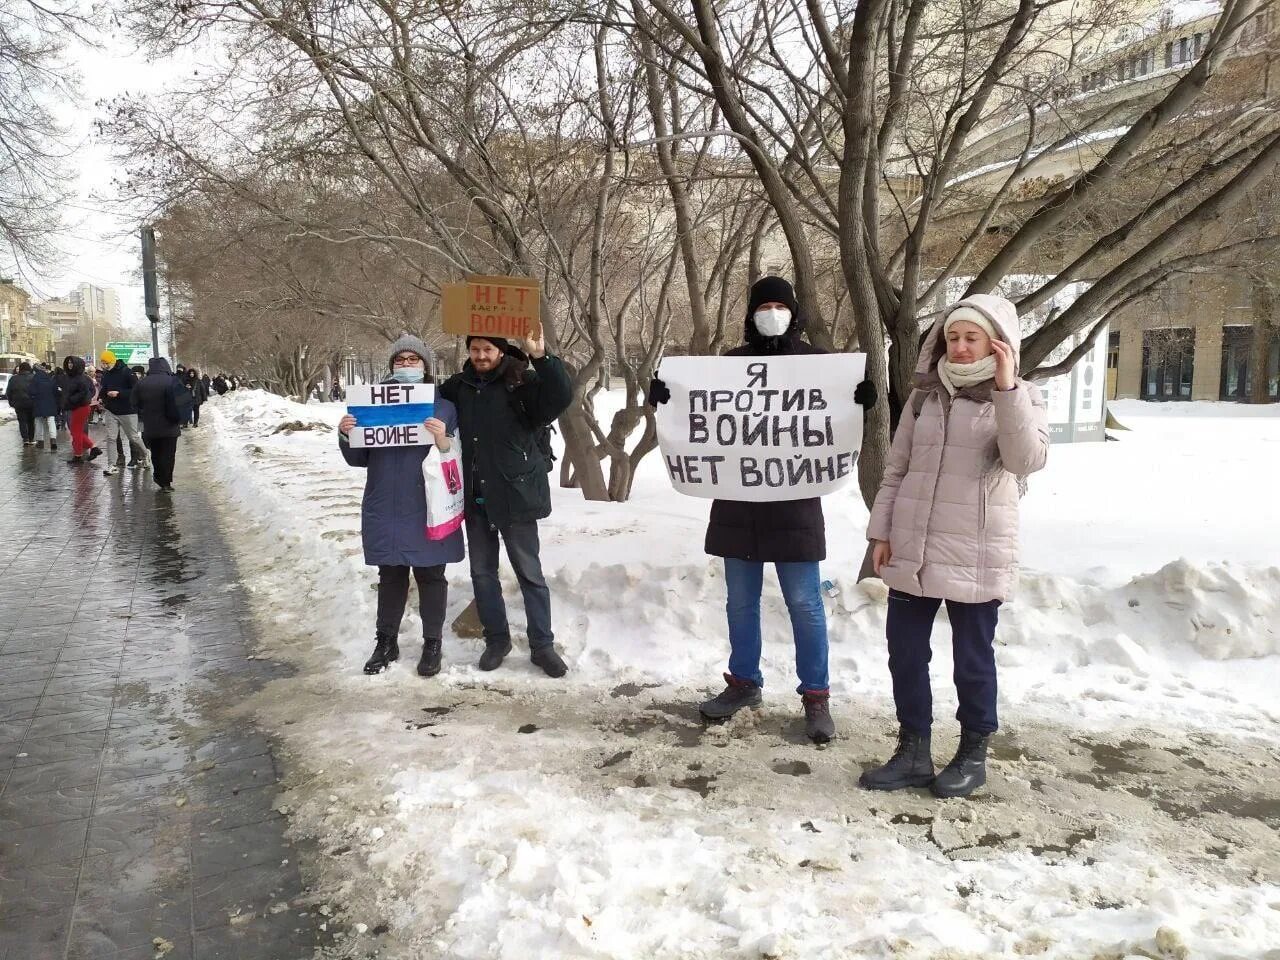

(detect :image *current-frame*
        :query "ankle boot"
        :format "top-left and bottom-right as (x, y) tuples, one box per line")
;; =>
(417, 639), (442, 677)
(478, 637), (511, 671)
(530, 645), (567, 678)
(858, 726), (935, 791)
(931, 728), (991, 798)
(363, 632), (400, 674)
(801, 691), (835, 744)
(698, 673), (762, 720)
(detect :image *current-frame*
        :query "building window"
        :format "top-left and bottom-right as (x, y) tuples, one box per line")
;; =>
(1192, 32), (1204, 58)
(1178, 37), (1190, 63)
(1141, 328), (1195, 400)
(1165, 41), (1174, 68)
(1220, 325), (1280, 400)
(1115, 62), (1126, 82)
(1107, 331), (1120, 370)
(1220, 326), (1252, 400)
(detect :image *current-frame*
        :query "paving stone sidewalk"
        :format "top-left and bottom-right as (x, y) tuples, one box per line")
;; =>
(0, 420), (331, 959)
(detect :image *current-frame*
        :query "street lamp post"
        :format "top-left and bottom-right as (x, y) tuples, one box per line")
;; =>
(142, 227), (161, 357)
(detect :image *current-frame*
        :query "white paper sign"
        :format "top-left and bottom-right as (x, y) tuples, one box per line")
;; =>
(655, 354), (866, 501)
(345, 382), (436, 448)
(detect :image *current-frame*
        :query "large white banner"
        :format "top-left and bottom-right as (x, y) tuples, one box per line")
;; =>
(655, 354), (866, 501)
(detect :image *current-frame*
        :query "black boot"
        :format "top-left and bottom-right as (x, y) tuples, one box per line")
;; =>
(699, 674), (762, 720)
(801, 691), (836, 744)
(87, 447), (103, 462)
(417, 639), (442, 677)
(858, 726), (935, 791)
(931, 729), (990, 798)
(478, 638), (511, 671)
(530, 645), (567, 678)
(363, 632), (400, 674)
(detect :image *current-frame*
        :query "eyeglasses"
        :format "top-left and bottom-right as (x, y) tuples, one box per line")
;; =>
(392, 354), (423, 367)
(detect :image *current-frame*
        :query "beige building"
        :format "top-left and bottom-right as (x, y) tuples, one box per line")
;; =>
(1, 279), (57, 362)
(946, 3), (1278, 403)
(34, 298), (84, 344)
(1, 279), (32, 356)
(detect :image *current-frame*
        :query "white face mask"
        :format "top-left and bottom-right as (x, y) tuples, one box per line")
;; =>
(754, 306), (792, 337)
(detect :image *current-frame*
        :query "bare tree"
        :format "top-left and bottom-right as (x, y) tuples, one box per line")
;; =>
(0, 0), (85, 275)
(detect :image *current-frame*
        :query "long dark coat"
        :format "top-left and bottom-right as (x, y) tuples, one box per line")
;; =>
(438, 355), (574, 530)
(133, 358), (182, 439)
(703, 326), (828, 564)
(339, 392), (465, 567)
(30, 369), (59, 418)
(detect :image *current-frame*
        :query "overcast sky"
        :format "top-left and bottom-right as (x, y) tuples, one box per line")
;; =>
(31, 28), (195, 336)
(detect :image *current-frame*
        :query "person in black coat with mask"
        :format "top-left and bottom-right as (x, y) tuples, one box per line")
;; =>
(649, 276), (876, 744)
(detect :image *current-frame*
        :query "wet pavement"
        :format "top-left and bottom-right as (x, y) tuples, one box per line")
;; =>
(0, 422), (328, 959)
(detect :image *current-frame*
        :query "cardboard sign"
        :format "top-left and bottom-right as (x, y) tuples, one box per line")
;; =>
(441, 274), (541, 339)
(345, 383), (436, 448)
(655, 354), (866, 502)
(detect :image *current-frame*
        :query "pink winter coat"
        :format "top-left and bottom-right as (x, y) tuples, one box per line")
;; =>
(867, 294), (1049, 604)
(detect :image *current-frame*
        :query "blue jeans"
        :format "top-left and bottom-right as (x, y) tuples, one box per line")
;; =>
(885, 589), (1001, 735)
(465, 514), (553, 649)
(724, 559), (829, 693)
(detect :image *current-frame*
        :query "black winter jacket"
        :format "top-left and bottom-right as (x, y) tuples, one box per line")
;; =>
(438, 354), (574, 530)
(100, 362), (138, 416)
(704, 323), (828, 564)
(62, 357), (95, 411)
(133, 358), (182, 439)
(6, 371), (33, 408)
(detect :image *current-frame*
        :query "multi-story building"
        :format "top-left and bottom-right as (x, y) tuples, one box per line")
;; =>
(68, 283), (121, 330)
(33, 298), (84, 346)
(941, 2), (1278, 403)
(1, 279), (56, 363)
(0, 279), (32, 356)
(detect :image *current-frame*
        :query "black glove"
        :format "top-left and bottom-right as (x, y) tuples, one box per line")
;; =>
(854, 379), (877, 410)
(647, 377), (670, 407)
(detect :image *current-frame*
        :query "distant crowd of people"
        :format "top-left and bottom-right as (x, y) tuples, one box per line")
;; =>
(5, 353), (248, 491)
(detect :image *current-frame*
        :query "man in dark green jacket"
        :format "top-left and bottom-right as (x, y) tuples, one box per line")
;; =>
(439, 329), (574, 677)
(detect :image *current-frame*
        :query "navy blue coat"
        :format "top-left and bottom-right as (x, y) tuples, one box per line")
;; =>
(30, 369), (60, 418)
(339, 393), (465, 568)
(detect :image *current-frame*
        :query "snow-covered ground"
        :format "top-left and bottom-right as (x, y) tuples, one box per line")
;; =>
(190, 391), (1279, 960)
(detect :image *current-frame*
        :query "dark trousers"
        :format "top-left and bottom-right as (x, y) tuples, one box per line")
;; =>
(191, 403), (201, 427)
(465, 514), (553, 649)
(15, 408), (35, 443)
(886, 589), (1001, 736)
(145, 435), (179, 486)
(376, 565), (447, 641)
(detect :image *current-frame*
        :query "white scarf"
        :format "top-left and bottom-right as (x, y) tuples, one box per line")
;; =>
(937, 355), (997, 396)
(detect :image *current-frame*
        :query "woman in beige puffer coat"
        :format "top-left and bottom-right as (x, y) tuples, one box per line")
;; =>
(860, 294), (1048, 799)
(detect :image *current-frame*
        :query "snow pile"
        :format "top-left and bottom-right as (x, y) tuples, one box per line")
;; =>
(195, 390), (1280, 959)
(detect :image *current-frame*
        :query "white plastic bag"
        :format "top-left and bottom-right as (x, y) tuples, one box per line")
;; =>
(422, 443), (465, 540)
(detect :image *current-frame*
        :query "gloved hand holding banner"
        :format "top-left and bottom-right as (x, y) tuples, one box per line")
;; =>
(345, 383), (435, 447)
(654, 354), (866, 502)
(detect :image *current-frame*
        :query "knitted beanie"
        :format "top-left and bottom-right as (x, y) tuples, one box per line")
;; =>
(746, 275), (799, 318)
(387, 332), (431, 370)
(944, 305), (998, 341)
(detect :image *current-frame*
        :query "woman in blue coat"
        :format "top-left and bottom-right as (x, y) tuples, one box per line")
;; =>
(30, 365), (61, 450)
(338, 334), (464, 676)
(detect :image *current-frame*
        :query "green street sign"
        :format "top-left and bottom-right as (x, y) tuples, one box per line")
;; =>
(105, 341), (154, 365)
